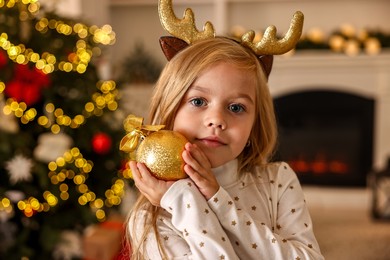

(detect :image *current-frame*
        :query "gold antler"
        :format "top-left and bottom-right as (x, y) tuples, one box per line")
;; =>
(241, 11), (304, 55)
(158, 0), (215, 44)
(158, 0), (303, 55)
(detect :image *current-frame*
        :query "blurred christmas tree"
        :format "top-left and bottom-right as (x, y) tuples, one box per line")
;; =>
(116, 42), (162, 85)
(0, 1), (130, 259)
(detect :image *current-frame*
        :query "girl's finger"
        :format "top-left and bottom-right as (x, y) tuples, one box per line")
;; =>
(129, 161), (142, 184)
(183, 155), (220, 201)
(130, 161), (154, 195)
(137, 163), (159, 192)
(183, 144), (211, 178)
(185, 143), (209, 165)
(184, 163), (205, 184)
(182, 149), (203, 177)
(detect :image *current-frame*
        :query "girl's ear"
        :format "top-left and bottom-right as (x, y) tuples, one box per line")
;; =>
(258, 55), (273, 80)
(159, 36), (189, 61)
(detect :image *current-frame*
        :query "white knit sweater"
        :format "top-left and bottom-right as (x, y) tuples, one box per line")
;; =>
(129, 160), (324, 260)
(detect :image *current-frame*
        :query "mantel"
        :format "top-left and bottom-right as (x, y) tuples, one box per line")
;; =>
(270, 50), (390, 98)
(273, 51), (390, 71)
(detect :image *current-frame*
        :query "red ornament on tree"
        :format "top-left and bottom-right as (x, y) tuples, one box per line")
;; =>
(92, 133), (112, 155)
(0, 50), (7, 68)
(4, 64), (50, 106)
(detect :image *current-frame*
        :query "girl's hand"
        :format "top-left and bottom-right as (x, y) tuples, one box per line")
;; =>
(182, 142), (220, 200)
(130, 161), (174, 207)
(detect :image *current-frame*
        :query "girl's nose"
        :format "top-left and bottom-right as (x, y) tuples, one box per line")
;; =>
(205, 110), (227, 130)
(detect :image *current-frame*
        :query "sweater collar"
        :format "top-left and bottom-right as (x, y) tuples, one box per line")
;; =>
(212, 159), (239, 187)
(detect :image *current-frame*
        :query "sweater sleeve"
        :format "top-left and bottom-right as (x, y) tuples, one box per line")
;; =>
(207, 162), (324, 260)
(155, 178), (239, 259)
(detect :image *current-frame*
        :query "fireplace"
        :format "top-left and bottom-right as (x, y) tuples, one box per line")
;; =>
(273, 90), (374, 186)
(268, 51), (390, 187)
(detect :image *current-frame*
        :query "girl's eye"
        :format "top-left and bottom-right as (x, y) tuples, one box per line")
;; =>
(229, 103), (245, 113)
(190, 98), (206, 107)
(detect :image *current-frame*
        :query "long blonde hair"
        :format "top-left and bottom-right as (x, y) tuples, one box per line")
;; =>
(127, 37), (277, 259)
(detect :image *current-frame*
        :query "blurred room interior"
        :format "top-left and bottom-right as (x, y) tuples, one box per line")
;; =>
(1, 0), (390, 259)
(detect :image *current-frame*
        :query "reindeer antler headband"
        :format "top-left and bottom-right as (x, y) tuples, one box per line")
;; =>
(158, 0), (304, 78)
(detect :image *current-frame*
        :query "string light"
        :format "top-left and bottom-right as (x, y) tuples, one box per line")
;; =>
(45, 147), (126, 222)
(1, 0), (119, 130)
(17, 196), (50, 217)
(1, 0), (115, 73)
(1, 28), (114, 74)
(1, 147), (126, 221)
(2, 80), (118, 131)
(0, 197), (13, 216)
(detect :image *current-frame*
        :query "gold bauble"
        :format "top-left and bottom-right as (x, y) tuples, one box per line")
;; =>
(135, 130), (188, 181)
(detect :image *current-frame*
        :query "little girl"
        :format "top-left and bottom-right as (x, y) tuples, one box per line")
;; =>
(126, 1), (323, 259)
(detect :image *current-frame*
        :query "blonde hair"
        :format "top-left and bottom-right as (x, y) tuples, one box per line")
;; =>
(127, 37), (277, 259)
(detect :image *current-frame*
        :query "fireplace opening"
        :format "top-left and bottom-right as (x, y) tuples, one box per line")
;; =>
(273, 90), (375, 187)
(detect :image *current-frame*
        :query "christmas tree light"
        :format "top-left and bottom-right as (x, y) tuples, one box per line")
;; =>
(0, 1), (129, 258)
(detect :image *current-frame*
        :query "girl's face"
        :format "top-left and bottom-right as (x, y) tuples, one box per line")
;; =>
(173, 62), (256, 168)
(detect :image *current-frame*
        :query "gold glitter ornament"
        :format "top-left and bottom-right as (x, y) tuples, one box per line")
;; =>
(136, 130), (188, 181)
(120, 115), (188, 181)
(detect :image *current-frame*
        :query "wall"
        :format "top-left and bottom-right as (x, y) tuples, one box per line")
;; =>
(94, 0), (390, 71)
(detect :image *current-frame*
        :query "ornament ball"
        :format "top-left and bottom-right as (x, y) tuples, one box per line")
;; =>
(92, 133), (112, 155)
(136, 130), (188, 181)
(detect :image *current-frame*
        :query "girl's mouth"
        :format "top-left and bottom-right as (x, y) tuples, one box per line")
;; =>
(198, 136), (226, 148)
